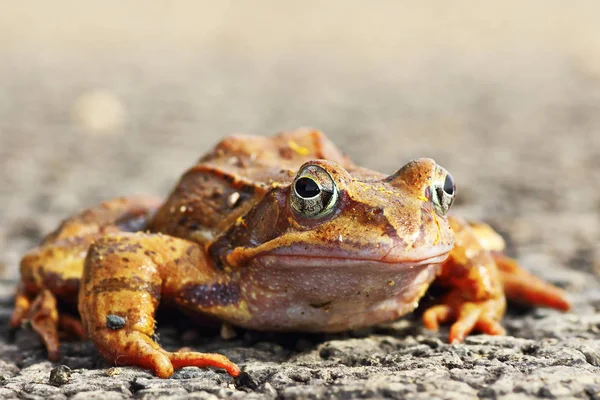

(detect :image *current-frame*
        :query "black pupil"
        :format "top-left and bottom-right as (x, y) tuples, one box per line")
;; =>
(443, 174), (454, 195)
(295, 177), (320, 198)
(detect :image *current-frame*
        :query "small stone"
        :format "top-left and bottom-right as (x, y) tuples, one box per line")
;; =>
(106, 367), (121, 377)
(261, 382), (278, 397)
(49, 365), (72, 386)
(106, 314), (126, 330)
(235, 371), (258, 391)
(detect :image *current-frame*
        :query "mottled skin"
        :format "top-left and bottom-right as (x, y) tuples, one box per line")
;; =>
(10, 129), (570, 378)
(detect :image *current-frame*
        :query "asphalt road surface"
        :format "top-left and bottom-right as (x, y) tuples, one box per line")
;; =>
(0, 2), (598, 399)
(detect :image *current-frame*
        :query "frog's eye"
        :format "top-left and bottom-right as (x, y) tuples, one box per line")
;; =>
(290, 165), (338, 218)
(429, 167), (456, 216)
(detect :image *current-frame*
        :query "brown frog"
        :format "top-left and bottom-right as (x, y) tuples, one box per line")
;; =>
(10, 129), (570, 378)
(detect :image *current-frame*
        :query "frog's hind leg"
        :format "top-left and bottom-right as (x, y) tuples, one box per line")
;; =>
(494, 255), (570, 311)
(464, 220), (570, 311)
(79, 232), (241, 378)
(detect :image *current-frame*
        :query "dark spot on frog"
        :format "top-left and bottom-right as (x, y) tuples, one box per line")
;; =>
(346, 199), (401, 241)
(106, 314), (126, 330)
(49, 365), (72, 386)
(309, 301), (332, 309)
(221, 172), (236, 184)
(181, 282), (241, 307)
(278, 146), (295, 160)
(239, 183), (256, 195)
(366, 207), (383, 215)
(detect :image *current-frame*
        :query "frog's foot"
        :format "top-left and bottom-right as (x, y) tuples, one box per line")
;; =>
(494, 255), (571, 312)
(90, 328), (240, 378)
(10, 287), (31, 330)
(11, 288), (86, 359)
(422, 290), (507, 344)
(26, 289), (61, 360)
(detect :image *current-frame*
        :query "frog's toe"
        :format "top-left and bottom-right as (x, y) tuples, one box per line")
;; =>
(448, 298), (507, 343)
(448, 311), (506, 344)
(89, 328), (175, 378)
(10, 288), (31, 329)
(169, 351), (241, 377)
(28, 289), (61, 360)
(474, 315), (506, 337)
(447, 304), (482, 344)
(422, 304), (453, 331)
(423, 290), (507, 344)
(89, 328), (240, 378)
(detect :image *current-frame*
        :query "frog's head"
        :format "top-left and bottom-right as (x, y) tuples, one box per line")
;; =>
(219, 158), (456, 271)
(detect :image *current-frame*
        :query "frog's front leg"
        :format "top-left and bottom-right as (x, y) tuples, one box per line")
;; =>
(422, 216), (570, 343)
(467, 222), (571, 312)
(11, 195), (162, 359)
(79, 232), (241, 378)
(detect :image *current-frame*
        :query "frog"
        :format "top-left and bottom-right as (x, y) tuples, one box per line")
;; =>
(10, 129), (570, 379)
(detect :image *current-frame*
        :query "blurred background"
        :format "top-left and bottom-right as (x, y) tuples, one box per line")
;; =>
(0, 1), (598, 282)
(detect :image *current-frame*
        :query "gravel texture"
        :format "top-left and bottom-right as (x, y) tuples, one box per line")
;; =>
(0, 2), (599, 399)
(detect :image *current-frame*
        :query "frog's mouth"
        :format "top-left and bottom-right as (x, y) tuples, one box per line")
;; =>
(252, 245), (450, 269)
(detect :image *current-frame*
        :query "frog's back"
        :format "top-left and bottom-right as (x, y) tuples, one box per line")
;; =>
(149, 129), (353, 244)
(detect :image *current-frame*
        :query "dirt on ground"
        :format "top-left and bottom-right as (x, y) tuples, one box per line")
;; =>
(0, 2), (599, 399)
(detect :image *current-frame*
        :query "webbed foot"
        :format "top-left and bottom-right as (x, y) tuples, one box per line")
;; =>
(422, 290), (506, 343)
(91, 328), (240, 378)
(10, 288), (86, 360)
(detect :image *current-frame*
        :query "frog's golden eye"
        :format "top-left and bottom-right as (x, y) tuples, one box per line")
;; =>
(429, 167), (456, 216)
(290, 165), (338, 218)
